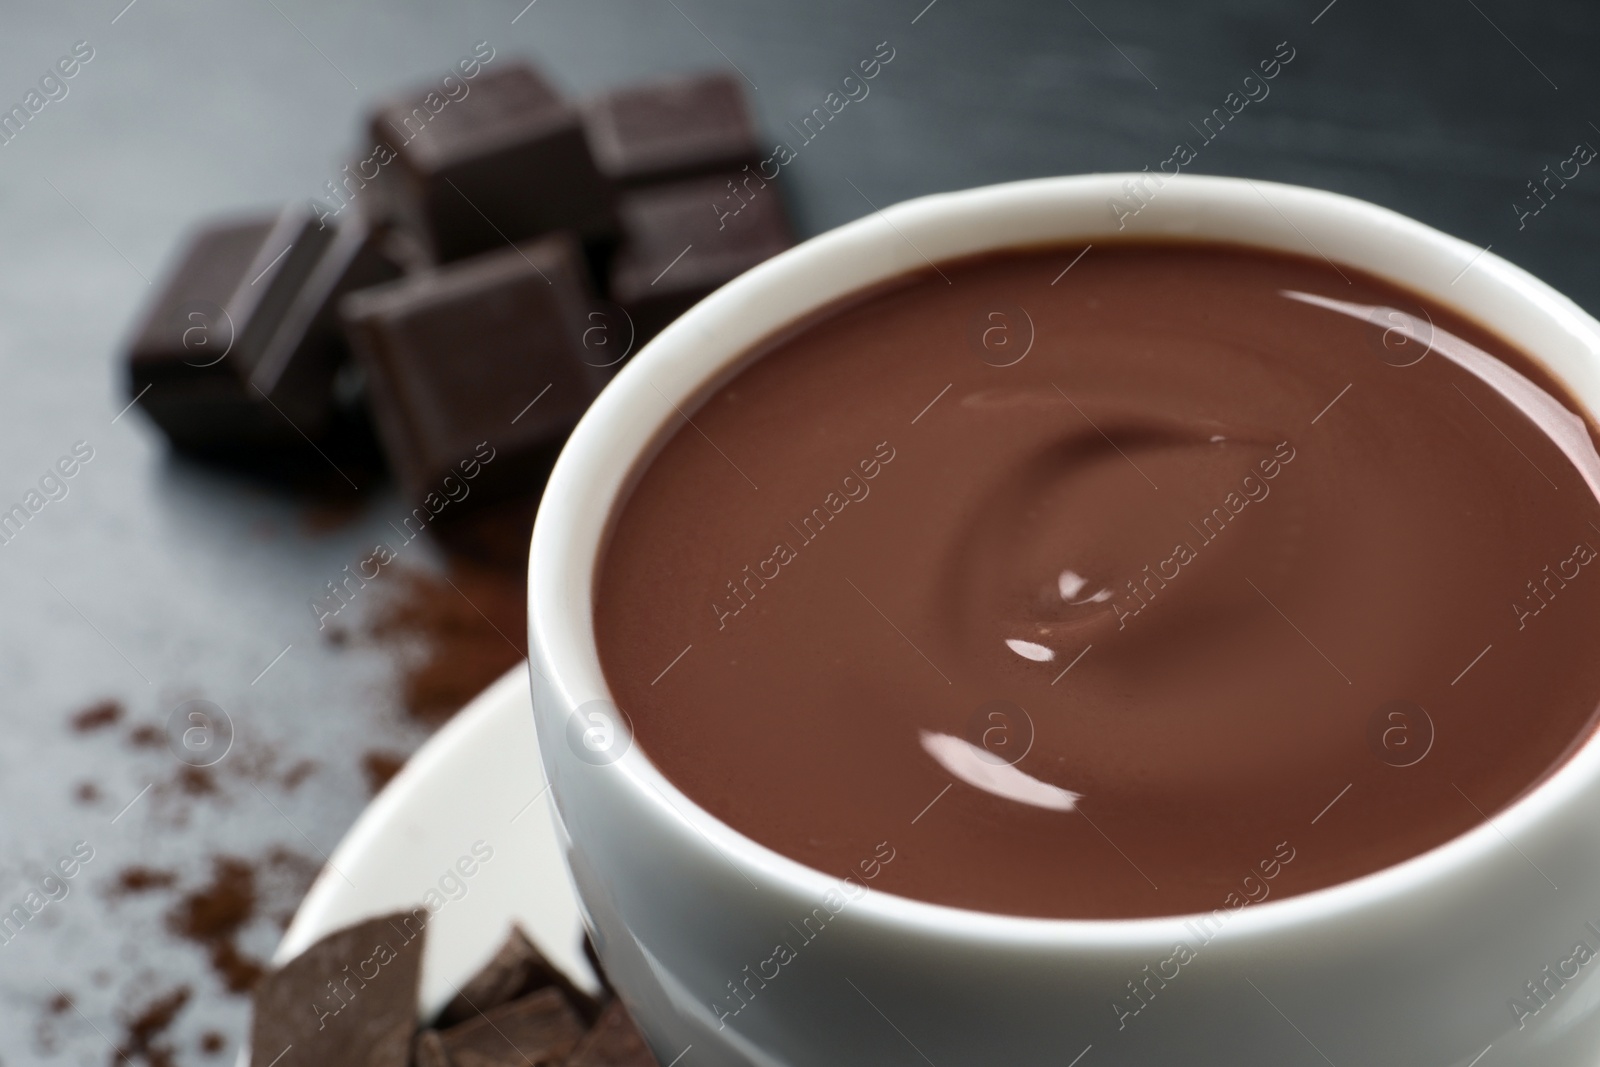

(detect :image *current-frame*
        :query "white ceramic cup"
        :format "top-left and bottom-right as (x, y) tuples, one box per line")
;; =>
(528, 174), (1600, 1066)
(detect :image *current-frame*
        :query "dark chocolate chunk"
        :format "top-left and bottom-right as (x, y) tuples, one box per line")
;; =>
(371, 62), (615, 263)
(340, 233), (612, 507)
(437, 925), (598, 1028)
(248, 910), (426, 1067)
(249, 218), (403, 429)
(224, 206), (340, 387)
(565, 1000), (659, 1067)
(584, 72), (762, 188)
(435, 987), (584, 1067)
(127, 206), (397, 451)
(127, 214), (278, 449)
(348, 150), (438, 273)
(609, 171), (793, 343)
(413, 1029), (451, 1067)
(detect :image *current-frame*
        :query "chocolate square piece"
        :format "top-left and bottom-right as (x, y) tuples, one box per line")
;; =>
(584, 72), (762, 188)
(248, 910), (426, 1067)
(248, 219), (403, 427)
(371, 62), (615, 263)
(223, 205), (341, 385)
(435, 988), (584, 1067)
(566, 1000), (660, 1067)
(127, 207), (396, 451)
(341, 233), (612, 506)
(437, 925), (598, 1027)
(609, 171), (793, 343)
(413, 1029), (451, 1067)
(127, 213), (283, 449)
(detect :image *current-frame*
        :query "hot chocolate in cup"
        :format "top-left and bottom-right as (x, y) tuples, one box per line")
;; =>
(529, 175), (1600, 1066)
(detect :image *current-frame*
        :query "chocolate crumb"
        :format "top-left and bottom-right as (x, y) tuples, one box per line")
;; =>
(178, 766), (216, 796)
(75, 781), (101, 804)
(71, 699), (124, 732)
(211, 941), (265, 995)
(114, 985), (191, 1067)
(362, 750), (406, 795)
(280, 758), (318, 791)
(166, 857), (262, 994)
(112, 867), (178, 897)
(35, 989), (72, 1054)
(199, 1030), (226, 1055)
(129, 724), (164, 748)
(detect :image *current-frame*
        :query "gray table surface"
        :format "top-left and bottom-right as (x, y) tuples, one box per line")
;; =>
(1, 0), (1595, 1061)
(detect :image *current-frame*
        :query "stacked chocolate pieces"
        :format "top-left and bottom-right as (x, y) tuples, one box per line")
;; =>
(125, 206), (399, 453)
(123, 62), (792, 509)
(251, 918), (657, 1066)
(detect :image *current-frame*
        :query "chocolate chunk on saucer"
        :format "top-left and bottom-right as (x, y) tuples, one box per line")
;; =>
(566, 1000), (659, 1067)
(371, 62), (615, 263)
(248, 910), (426, 1067)
(609, 171), (793, 343)
(437, 925), (599, 1027)
(340, 232), (612, 507)
(426, 988), (584, 1067)
(413, 1029), (451, 1067)
(584, 72), (763, 188)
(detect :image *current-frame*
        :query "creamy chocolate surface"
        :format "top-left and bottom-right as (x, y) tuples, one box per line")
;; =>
(593, 242), (1600, 919)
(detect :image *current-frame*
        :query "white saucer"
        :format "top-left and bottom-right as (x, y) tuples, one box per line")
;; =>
(270, 664), (598, 1017)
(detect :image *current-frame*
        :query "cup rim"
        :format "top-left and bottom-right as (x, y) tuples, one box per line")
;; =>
(529, 172), (1600, 949)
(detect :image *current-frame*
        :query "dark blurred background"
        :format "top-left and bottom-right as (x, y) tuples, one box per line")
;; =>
(0, 0), (1595, 1061)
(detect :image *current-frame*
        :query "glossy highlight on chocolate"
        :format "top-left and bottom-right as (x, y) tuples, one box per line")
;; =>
(594, 241), (1600, 919)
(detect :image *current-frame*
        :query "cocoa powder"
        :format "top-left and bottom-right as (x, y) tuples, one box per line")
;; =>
(365, 561), (527, 726)
(70, 699), (123, 732)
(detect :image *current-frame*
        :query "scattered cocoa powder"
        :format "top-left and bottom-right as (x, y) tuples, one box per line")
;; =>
(430, 493), (541, 572)
(362, 750), (406, 795)
(71, 699), (123, 732)
(280, 758), (317, 791)
(214, 745), (318, 793)
(367, 560), (527, 726)
(166, 849), (321, 994)
(75, 781), (101, 804)
(35, 991), (72, 1054)
(128, 724), (164, 748)
(209, 941), (265, 995)
(177, 766), (215, 796)
(113, 985), (190, 1067)
(111, 867), (178, 897)
(166, 858), (260, 994)
(169, 858), (255, 941)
